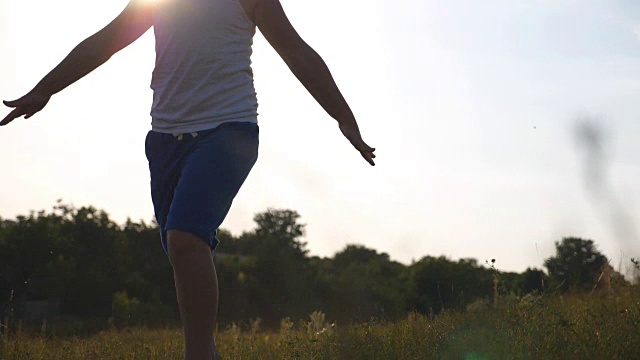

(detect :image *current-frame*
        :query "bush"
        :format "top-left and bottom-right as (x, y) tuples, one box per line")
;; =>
(110, 292), (172, 328)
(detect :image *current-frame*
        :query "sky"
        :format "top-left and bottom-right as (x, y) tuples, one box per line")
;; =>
(1, 0), (640, 274)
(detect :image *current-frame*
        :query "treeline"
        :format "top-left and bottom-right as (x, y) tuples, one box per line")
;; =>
(0, 202), (633, 331)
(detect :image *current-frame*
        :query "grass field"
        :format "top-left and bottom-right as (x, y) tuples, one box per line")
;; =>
(1, 289), (639, 359)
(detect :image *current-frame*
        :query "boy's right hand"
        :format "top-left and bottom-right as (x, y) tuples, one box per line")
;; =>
(1, 92), (51, 126)
(339, 120), (376, 166)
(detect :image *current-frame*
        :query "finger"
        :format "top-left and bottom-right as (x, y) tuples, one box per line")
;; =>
(359, 145), (375, 153)
(3, 99), (20, 108)
(341, 127), (375, 153)
(354, 139), (375, 153)
(361, 151), (375, 166)
(0, 108), (26, 126)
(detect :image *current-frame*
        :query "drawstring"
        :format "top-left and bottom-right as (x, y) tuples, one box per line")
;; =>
(173, 132), (198, 141)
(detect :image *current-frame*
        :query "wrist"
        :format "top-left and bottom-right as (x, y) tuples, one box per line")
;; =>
(334, 109), (356, 125)
(29, 85), (54, 98)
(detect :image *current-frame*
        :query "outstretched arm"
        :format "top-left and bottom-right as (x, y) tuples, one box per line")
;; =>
(253, 0), (376, 166)
(1, 0), (154, 126)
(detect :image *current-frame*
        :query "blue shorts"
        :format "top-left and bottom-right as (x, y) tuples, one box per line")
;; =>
(145, 121), (259, 254)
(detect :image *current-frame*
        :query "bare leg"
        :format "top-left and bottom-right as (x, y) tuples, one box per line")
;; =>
(211, 249), (222, 360)
(168, 230), (219, 360)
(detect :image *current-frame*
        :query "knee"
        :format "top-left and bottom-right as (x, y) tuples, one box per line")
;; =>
(167, 230), (209, 266)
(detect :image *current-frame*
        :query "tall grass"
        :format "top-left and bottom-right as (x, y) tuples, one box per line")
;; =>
(2, 287), (638, 359)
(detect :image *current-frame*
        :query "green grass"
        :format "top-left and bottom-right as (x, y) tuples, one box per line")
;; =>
(2, 289), (639, 359)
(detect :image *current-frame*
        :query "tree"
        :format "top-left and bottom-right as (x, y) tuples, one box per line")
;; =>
(253, 208), (307, 257)
(228, 208), (313, 326)
(513, 268), (548, 295)
(329, 245), (409, 322)
(544, 237), (608, 292)
(409, 256), (493, 314)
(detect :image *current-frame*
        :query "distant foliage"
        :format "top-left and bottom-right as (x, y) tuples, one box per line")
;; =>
(0, 202), (627, 335)
(408, 257), (494, 314)
(514, 268), (548, 295)
(544, 237), (608, 292)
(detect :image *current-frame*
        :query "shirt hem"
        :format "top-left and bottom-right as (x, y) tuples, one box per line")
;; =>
(151, 116), (258, 135)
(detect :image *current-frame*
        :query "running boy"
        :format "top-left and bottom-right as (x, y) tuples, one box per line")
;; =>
(2, 0), (376, 358)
